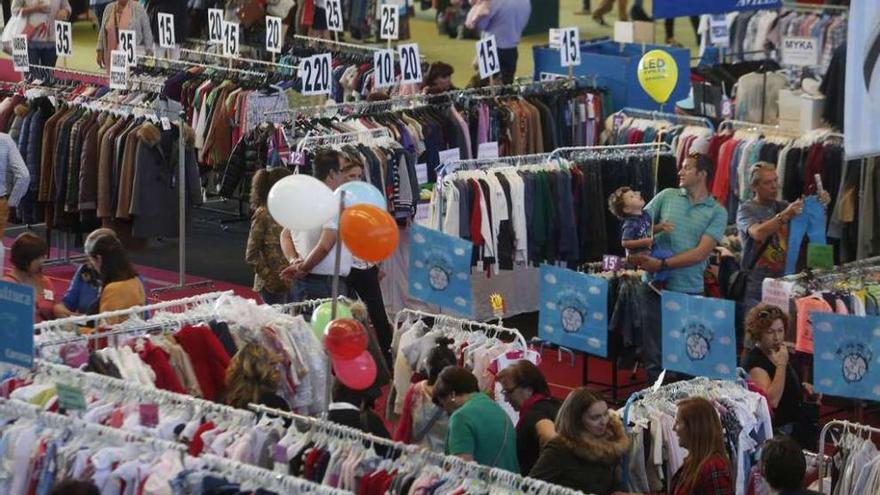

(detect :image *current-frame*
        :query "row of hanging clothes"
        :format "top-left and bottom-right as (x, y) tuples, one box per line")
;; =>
(283, 0), (415, 43)
(0, 80), (202, 239)
(619, 377), (773, 495)
(820, 420), (880, 495)
(601, 109), (716, 169)
(427, 145), (680, 271)
(36, 293), (330, 415)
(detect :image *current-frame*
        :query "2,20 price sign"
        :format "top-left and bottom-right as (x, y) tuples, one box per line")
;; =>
(54, 21), (72, 57)
(266, 15), (283, 54)
(373, 49), (395, 88)
(301, 53), (332, 96)
(158, 13), (175, 48)
(476, 35), (500, 79)
(379, 4), (399, 41)
(398, 43), (422, 84)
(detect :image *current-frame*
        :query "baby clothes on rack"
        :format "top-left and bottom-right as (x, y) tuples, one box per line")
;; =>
(826, 427), (880, 495)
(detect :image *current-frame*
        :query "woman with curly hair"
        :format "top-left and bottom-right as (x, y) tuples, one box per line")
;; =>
(224, 342), (289, 411)
(245, 167), (293, 305)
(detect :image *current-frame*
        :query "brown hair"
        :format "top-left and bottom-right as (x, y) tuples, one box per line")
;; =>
(554, 387), (605, 441)
(87, 235), (138, 285)
(250, 167), (292, 212)
(424, 61), (454, 88)
(10, 232), (48, 272)
(608, 186), (633, 220)
(686, 151), (717, 186)
(744, 303), (788, 342)
(674, 397), (730, 493)
(496, 360), (551, 396)
(225, 342), (282, 409)
(432, 366), (478, 405)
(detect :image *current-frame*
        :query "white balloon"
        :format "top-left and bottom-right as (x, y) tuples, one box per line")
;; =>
(267, 175), (337, 230)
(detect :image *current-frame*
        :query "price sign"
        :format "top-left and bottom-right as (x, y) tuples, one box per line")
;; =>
(110, 50), (128, 90)
(560, 27), (580, 67)
(709, 14), (729, 47)
(208, 8), (223, 43)
(548, 28), (562, 49)
(398, 43), (422, 84)
(325, 0), (343, 33)
(222, 21), (239, 57)
(54, 21), (72, 57)
(266, 15), (283, 54)
(56, 383), (86, 411)
(118, 29), (136, 66)
(373, 49), (395, 88)
(379, 4), (399, 41)
(301, 53), (332, 96)
(158, 13), (175, 48)
(602, 255), (622, 272)
(12, 35), (28, 73)
(476, 35), (500, 79)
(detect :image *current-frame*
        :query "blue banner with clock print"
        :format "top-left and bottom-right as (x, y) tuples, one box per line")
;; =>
(813, 313), (880, 402)
(661, 291), (736, 380)
(538, 265), (609, 357)
(408, 224), (474, 317)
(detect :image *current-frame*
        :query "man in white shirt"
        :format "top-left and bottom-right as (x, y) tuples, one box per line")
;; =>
(280, 150), (352, 302)
(0, 132), (30, 238)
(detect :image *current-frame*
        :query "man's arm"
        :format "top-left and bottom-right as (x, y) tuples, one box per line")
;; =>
(663, 235), (718, 269)
(4, 135), (29, 208)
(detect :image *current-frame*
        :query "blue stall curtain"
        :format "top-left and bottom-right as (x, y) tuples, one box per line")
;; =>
(653, 0), (782, 19)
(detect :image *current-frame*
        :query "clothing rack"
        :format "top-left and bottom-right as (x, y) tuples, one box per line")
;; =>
(779, 255), (880, 284)
(137, 53), (266, 78)
(198, 454), (349, 495)
(0, 397), (186, 452)
(817, 420), (880, 493)
(448, 152), (554, 170)
(265, 93), (441, 122)
(296, 128), (394, 150)
(393, 308), (528, 349)
(717, 119), (804, 137)
(248, 403), (583, 495)
(548, 142), (674, 160)
(291, 34), (382, 53)
(178, 47), (300, 72)
(615, 107), (715, 130)
(27, 64), (109, 82)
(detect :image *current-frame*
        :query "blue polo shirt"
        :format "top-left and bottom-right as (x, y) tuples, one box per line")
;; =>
(645, 188), (727, 294)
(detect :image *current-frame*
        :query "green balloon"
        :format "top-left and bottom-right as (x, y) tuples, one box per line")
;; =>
(310, 302), (352, 341)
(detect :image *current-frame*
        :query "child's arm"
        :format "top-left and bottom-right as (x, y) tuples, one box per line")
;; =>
(622, 237), (653, 250)
(652, 220), (674, 234)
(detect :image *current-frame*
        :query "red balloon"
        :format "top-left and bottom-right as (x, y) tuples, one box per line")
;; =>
(332, 351), (377, 391)
(324, 318), (368, 360)
(340, 204), (400, 262)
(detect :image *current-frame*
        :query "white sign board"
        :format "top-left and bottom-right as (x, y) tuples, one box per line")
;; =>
(761, 278), (795, 313)
(12, 35), (28, 73)
(379, 4), (400, 41)
(301, 53), (333, 96)
(476, 35), (501, 79)
(266, 16), (282, 53)
(560, 27), (580, 67)
(373, 49), (396, 88)
(325, 0), (343, 33)
(477, 142), (499, 160)
(549, 28), (562, 49)
(55, 21), (72, 57)
(118, 29), (136, 66)
(158, 13), (175, 48)
(709, 14), (729, 47)
(781, 36), (820, 67)
(222, 21), (240, 57)
(110, 50), (128, 90)
(398, 43), (422, 84)
(208, 8), (223, 43)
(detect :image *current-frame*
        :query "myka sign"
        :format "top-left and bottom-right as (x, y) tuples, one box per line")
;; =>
(782, 36), (820, 67)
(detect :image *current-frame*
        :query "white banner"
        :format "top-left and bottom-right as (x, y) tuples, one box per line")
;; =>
(845, 1), (880, 160)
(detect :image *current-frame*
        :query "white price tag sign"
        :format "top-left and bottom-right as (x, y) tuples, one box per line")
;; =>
(781, 36), (820, 67)
(301, 53), (332, 96)
(54, 21), (72, 57)
(208, 8), (223, 43)
(415, 163), (428, 185)
(398, 43), (422, 84)
(549, 28), (562, 49)
(222, 21), (239, 57)
(709, 14), (729, 47)
(325, 0), (343, 33)
(560, 27), (580, 67)
(373, 49), (395, 89)
(110, 50), (128, 90)
(12, 35), (28, 73)
(118, 29), (136, 66)
(266, 16), (283, 54)
(477, 142), (499, 159)
(158, 13), (175, 48)
(379, 4), (399, 41)
(476, 35), (501, 79)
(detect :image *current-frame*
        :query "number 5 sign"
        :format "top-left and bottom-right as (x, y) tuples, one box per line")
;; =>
(476, 35), (500, 79)
(560, 27), (580, 67)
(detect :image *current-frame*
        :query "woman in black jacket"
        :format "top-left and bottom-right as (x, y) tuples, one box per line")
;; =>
(529, 387), (630, 494)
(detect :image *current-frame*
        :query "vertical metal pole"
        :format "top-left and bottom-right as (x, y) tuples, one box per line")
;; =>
(178, 112), (186, 288)
(325, 190), (346, 411)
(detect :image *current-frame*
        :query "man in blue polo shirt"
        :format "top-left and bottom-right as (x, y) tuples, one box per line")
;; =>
(630, 152), (727, 383)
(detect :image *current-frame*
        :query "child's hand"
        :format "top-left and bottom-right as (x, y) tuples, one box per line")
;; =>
(656, 221), (674, 234)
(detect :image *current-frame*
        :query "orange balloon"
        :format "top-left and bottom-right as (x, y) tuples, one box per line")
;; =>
(340, 204), (400, 262)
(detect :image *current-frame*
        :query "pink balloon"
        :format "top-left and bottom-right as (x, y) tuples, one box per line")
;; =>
(324, 318), (368, 360)
(332, 351), (377, 391)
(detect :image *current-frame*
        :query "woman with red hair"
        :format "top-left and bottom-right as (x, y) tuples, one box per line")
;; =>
(669, 397), (734, 495)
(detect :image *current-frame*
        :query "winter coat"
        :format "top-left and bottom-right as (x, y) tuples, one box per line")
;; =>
(529, 414), (630, 495)
(8, 104), (29, 143)
(220, 125), (273, 198)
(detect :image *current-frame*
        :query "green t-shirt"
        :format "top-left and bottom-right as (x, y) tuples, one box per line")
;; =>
(445, 393), (519, 473)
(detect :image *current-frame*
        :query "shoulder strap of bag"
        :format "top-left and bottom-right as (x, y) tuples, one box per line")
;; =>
(411, 407), (444, 444)
(491, 418), (511, 467)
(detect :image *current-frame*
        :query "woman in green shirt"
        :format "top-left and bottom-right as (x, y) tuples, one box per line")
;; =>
(432, 366), (520, 473)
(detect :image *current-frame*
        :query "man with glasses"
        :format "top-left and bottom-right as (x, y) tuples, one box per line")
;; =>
(629, 152), (727, 383)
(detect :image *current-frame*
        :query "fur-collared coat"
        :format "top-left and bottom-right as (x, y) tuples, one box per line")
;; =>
(529, 414), (631, 495)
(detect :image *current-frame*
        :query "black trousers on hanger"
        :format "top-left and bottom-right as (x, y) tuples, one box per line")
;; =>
(347, 266), (393, 366)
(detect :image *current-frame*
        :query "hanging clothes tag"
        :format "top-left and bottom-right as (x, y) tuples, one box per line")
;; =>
(161, 117), (171, 131)
(139, 403), (160, 427)
(586, 94), (596, 119)
(108, 408), (125, 428)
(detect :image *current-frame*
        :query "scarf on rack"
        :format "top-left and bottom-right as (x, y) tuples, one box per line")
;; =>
(516, 393), (549, 430)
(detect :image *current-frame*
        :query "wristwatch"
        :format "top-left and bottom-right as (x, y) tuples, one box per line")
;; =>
(775, 213), (786, 225)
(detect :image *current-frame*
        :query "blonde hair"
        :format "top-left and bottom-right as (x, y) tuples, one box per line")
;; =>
(749, 162), (777, 187)
(224, 343), (282, 409)
(84, 228), (117, 256)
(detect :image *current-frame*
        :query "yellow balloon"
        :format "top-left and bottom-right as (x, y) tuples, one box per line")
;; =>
(637, 49), (679, 104)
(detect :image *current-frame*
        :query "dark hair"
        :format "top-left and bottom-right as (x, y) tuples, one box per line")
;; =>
(496, 360), (551, 396)
(250, 167), (292, 212)
(608, 186), (633, 220)
(687, 152), (716, 186)
(313, 149), (341, 182)
(9, 232), (48, 272)
(87, 235), (138, 285)
(333, 380), (367, 408)
(432, 366), (478, 405)
(760, 436), (806, 490)
(49, 480), (100, 495)
(424, 61), (454, 88)
(425, 337), (457, 385)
